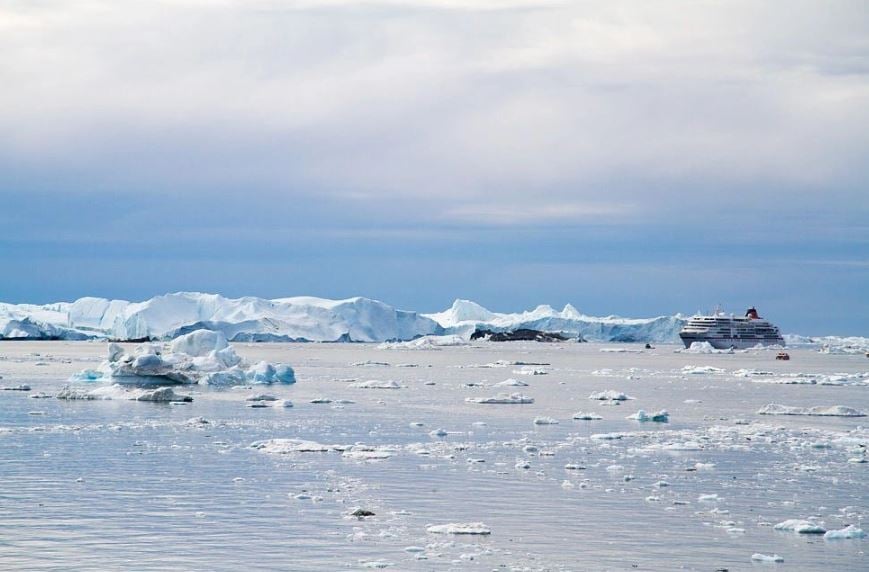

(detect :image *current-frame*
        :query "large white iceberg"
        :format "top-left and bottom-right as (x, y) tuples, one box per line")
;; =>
(68, 330), (295, 386)
(0, 292), (442, 342)
(426, 299), (686, 342)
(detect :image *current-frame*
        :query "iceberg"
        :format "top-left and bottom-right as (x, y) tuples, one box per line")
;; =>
(68, 330), (295, 387)
(627, 409), (670, 422)
(758, 404), (866, 417)
(824, 525), (866, 540)
(0, 292), (442, 342)
(426, 299), (686, 342)
(774, 519), (827, 534)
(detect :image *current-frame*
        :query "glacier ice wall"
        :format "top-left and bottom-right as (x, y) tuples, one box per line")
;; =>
(1, 293), (443, 342)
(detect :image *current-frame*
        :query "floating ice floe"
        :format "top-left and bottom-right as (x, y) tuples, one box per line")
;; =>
(751, 553), (784, 563)
(748, 372), (869, 386)
(627, 409), (669, 422)
(67, 330), (294, 387)
(676, 342), (735, 354)
(342, 445), (394, 460)
(824, 525), (866, 539)
(572, 412), (603, 420)
(377, 335), (469, 349)
(512, 367), (547, 375)
(493, 378), (529, 387)
(589, 390), (633, 401)
(599, 347), (644, 353)
(774, 519), (826, 534)
(533, 416), (559, 425)
(250, 439), (332, 454)
(56, 385), (192, 402)
(681, 365), (727, 375)
(426, 522), (491, 535)
(350, 380), (401, 389)
(465, 393), (534, 404)
(758, 404), (866, 417)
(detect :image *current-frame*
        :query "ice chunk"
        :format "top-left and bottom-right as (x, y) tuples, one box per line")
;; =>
(774, 519), (826, 534)
(170, 329), (228, 357)
(589, 390), (633, 401)
(350, 380), (401, 389)
(627, 409), (669, 422)
(465, 393), (534, 404)
(378, 335), (469, 349)
(681, 365), (726, 375)
(107, 343), (124, 362)
(758, 404), (866, 417)
(250, 439), (331, 453)
(135, 387), (192, 402)
(572, 412), (603, 420)
(751, 554), (784, 562)
(494, 378), (528, 387)
(426, 522), (491, 535)
(533, 416), (559, 425)
(824, 525), (866, 539)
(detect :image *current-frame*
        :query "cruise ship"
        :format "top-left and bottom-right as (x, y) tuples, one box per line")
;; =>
(679, 307), (784, 349)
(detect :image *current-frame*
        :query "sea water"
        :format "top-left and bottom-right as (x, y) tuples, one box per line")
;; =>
(1, 341), (866, 570)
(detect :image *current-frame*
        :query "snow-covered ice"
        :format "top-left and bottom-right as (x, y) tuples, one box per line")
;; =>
(627, 409), (669, 422)
(589, 390), (633, 401)
(465, 393), (534, 404)
(426, 522), (491, 535)
(774, 519), (827, 534)
(824, 525), (866, 540)
(758, 404), (866, 417)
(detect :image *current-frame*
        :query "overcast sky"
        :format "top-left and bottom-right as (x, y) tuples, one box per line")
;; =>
(1, 0), (867, 334)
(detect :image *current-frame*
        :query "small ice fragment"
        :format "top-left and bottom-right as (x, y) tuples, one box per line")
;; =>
(626, 409), (669, 422)
(494, 378), (528, 387)
(823, 525), (866, 539)
(533, 416), (559, 425)
(572, 412), (603, 420)
(429, 428), (448, 437)
(465, 393), (533, 404)
(698, 494), (720, 502)
(273, 399), (293, 408)
(588, 390), (632, 401)
(426, 522), (491, 535)
(350, 380), (401, 389)
(246, 394), (277, 401)
(751, 553), (784, 562)
(774, 519), (826, 534)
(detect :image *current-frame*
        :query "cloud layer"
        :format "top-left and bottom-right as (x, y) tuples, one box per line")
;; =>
(1, 1), (867, 333)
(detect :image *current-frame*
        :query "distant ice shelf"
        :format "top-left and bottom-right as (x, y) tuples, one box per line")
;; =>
(2, 292), (864, 346)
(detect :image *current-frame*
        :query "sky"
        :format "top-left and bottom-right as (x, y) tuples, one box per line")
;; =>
(1, 0), (867, 335)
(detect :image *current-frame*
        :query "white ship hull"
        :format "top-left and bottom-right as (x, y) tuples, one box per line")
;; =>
(679, 333), (783, 350)
(679, 309), (784, 349)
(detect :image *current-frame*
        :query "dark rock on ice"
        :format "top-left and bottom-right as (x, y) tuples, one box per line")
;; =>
(470, 328), (569, 342)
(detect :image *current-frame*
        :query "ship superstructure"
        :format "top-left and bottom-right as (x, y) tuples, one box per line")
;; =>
(679, 307), (784, 349)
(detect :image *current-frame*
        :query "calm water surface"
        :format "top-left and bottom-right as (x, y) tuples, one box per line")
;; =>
(1, 341), (866, 571)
